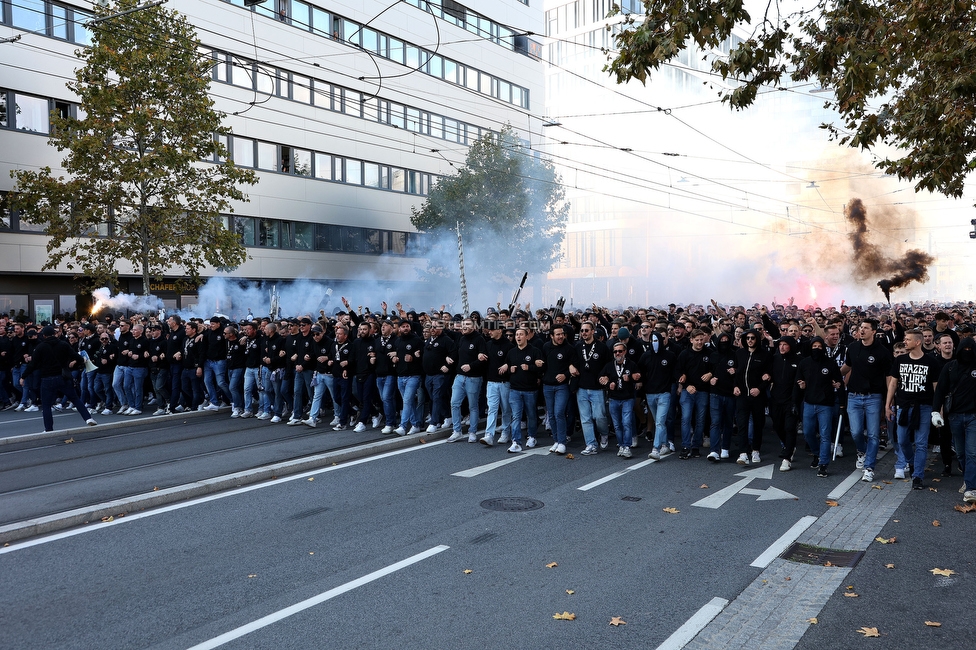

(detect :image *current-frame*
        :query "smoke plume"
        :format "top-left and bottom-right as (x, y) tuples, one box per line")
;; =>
(845, 198), (934, 302)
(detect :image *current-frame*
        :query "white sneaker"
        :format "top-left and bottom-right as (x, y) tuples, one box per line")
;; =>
(461, 415), (470, 425)
(394, 426), (407, 436)
(720, 449), (730, 459)
(659, 447), (674, 459)
(174, 405), (185, 413)
(446, 432), (464, 443)
(480, 435), (495, 447)
(751, 451), (761, 464)
(856, 452), (866, 469)
(467, 432), (478, 443)
(526, 437), (537, 448)
(287, 418), (303, 426)
(508, 442), (522, 453)
(631, 437), (639, 449)
(619, 446), (632, 458)
(706, 451), (720, 462)
(129, 409), (142, 416)
(599, 435), (609, 449)
(555, 443), (567, 455)
(354, 422), (367, 433)
(581, 444), (598, 455)
(426, 425), (438, 433)
(780, 459), (792, 472)
(408, 425), (422, 435)
(14, 404), (25, 412)
(117, 405), (129, 414)
(329, 417), (340, 427)
(737, 453), (750, 466)
(441, 418), (453, 428)
(861, 468), (875, 482)
(153, 408), (166, 416)
(894, 467), (906, 479)
(230, 408), (240, 418)
(833, 444), (844, 458)
(270, 415), (282, 423)
(205, 403), (219, 412)
(53, 404), (64, 412)
(498, 434), (511, 444)
(964, 490), (976, 504)
(372, 415), (383, 428)
(256, 412), (270, 420)
(101, 408), (112, 416)
(25, 405), (39, 412)
(549, 442), (560, 453)
(381, 426), (394, 434)
(302, 418), (317, 428)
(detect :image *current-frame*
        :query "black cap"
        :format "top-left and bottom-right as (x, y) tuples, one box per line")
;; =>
(40, 325), (57, 337)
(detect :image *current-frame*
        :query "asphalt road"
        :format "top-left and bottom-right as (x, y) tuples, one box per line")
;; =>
(4, 420), (971, 650)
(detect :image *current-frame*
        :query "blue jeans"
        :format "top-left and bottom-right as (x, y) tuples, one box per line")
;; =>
(577, 388), (608, 447)
(451, 375), (483, 433)
(228, 368), (244, 410)
(646, 392), (671, 450)
(679, 389), (709, 449)
(848, 393), (882, 470)
(181, 368), (205, 410)
(397, 375), (422, 429)
(895, 404), (931, 479)
(949, 413), (976, 489)
(113, 366), (127, 408)
(12, 364), (30, 405)
(803, 403), (834, 466)
(244, 367), (261, 414)
(709, 393), (735, 453)
(169, 363), (184, 411)
(262, 368), (285, 417)
(204, 359), (230, 406)
(543, 383), (570, 443)
(485, 381), (512, 439)
(509, 389), (537, 444)
(293, 368), (314, 416)
(124, 366), (148, 410)
(608, 398), (635, 447)
(94, 372), (114, 408)
(376, 375), (398, 427)
(39, 375), (92, 431)
(81, 368), (96, 407)
(425, 374), (448, 426)
(332, 375), (352, 424)
(353, 374), (377, 424)
(308, 372), (333, 422)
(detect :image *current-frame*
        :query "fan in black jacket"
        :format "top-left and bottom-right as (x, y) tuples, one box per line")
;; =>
(22, 326), (96, 431)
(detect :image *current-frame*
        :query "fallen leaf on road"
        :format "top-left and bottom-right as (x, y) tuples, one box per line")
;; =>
(463, 569), (473, 574)
(929, 487), (938, 493)
(844, 592), (859, 598)
(847, 585), (854, 590)
(932, 520), (941, 527)
(826, 500), (839, 507)
(885, 564), (895, 569)
(785, 577), (791, 581)
(893, 519), (899, 522)
(662, 507), (680, 514)
(307, 478), (314, 481)
(954, 504), (976, 513)
(857, 626), (880, 637)
(100, 516), (114, 522)
(64, 438), (74, 444)
(552, 612), (576, 621)
(807, 618), (818, 624)
(308, 552), (314, 555)
(565, 453), (574, 460)
(824, 561), (834, 567)
(932, 478), (941, 482)
(546, 562), (558, 568)
(871, 485), (883, 490)
(875, 536), (897, 544)
(883, 480), (893, 485)
(153, 486), (159, 491)
(700, 484), (709, 489)
(566, 590), (575, 595)
(925, 621), (942, 627)
(930, 568), (956, 577)
(420, 438), (427, 444)
(609, 616), (626, 626)
(247, 574), (257, 578)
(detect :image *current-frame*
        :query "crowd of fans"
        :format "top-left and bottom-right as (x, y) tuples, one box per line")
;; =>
(3, 297), (975, 503)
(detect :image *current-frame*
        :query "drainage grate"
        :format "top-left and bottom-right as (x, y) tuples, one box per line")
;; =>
(480, 497), (544, 512)
(780, 542), (864, 568)
(621, 496), (642, 502)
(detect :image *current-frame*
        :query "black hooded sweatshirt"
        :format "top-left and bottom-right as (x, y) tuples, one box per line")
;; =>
(796, 337), (843, 406)
(769, 337), (801, 405)
(934, 337), (976, 415)
(637, 331), (677, 395)
(709, 333), (737, 397)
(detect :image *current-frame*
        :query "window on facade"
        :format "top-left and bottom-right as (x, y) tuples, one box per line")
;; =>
(340, 226), (363, 252)
(51, 4), (69, 39)
(0, 91), (7, 128)
(290, 0), (310, 28)
(389, 231), (406, 255)
(15, 94), (50, 133)
(345, 159), (362, 185)
(388, 37), (404, 63)
(363, 229), (382, 254)
(257, 142), (277, 171)
(293, 148), (311, 176)
(427, 54), (443, 78)
(292, 74), (310, 103)
(258, 219), (279, 247)
(342, 19), (359, 46)
(313, 152), (331, 179)
(391, 168), (405, 192)
(234, 216), (255, 246)
(230, 60), (254, 89)
(405, 45), (421, 69)
(12, 0), (45, 31)
(388, 103), (405, 129)
(363, 162), (380, 188)
(444, 59), (458, 84)
(233, 136), (255, 167)
(333, 157), (344, 182)
(256, 66), (275, 94)
(310, 6), (329, 36)
(293, 222), (313, 250)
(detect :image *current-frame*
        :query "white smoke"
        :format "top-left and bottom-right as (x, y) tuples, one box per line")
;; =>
(90, 287), (163, 317)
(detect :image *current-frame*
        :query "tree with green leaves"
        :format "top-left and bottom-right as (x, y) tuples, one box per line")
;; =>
(605, 1), (976, 204)
(411, 125), (569, 289)
(10, 0), (256, 294)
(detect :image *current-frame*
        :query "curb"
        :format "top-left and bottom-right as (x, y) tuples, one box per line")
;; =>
(0, 408), (218, 446)
(0, 427), (452, 546)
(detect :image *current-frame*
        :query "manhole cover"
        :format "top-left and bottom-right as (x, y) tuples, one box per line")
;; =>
(780, 542), (864, 568)
(480, 497), (544, 512)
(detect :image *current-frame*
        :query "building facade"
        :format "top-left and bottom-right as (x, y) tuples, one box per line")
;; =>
(0, 0), (543, 319)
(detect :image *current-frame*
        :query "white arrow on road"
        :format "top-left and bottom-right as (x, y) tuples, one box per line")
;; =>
(691, 465), (795, 508)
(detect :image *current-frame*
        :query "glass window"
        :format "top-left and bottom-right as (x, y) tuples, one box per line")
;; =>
(293, 148), (312, 176)
(405, 107), (421, 132)
(0, 192), (11, 229)
(292, 74), (310, 103)
(212, 52), (228, 83)
(59, 295), (77, 319)
(389, 37), (404, 63)
(280, 146), (292, 173)
(405, 171), (420, 194)
(215, 134), (229, 162)
(429, 115), (443, 140)
(234, 216), (255, 246)
(406, 45), (421, 69)
(279, 220), (293, 248)
(444, 59), (458, 84)
(343, 19), (360, 46)
(312, 80), (330, 107)
(230, 60), (254, 89)
(388, 103), (405, 129)
(257, 142), (277, 171)
(293, 222), (313, 250)
(443, 118), (459, 143)
(364, 229), (382, 254)
(498, 80), (511, 103)
(314, 224), (333, 250)
(389, 231), (406, 255)
(256, 66), (275, 94)
(0, 92), (7, 128)
(363, 162), (380, 188)
(340, 226), (363, 252)
(15, 94), (50, 133)
(427, 54), (443, 78)
(290, 0), (310, 28)
(391, 168), (405, 192)
(276, 71), (289, 97)
(333, 157), (344, 182)
(362, 27), (378, 53)
(331, 86), (344, 113)
(73, 11), (93, 46)
(379, 166), (390, 189)
(464, 67), (479, 91)
(0, 295), (29, 321)
(362, 96), (379, 122)
(259, 219), (279, 247)
(233, 137), (254, 167)
(12, 0), (45, 31)
(314, 152), (331, 179)
(346, 159), (362, 185)
(51, 4), (69, 40)
(311, 7), (330, 36)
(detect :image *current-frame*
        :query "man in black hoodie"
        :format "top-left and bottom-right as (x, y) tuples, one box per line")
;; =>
(639, 330), (677, 460)
(22, 326), (96, 431)
(706, 331), (736, 462)
(769, 337), (802, 471)
(933, 337), (976, 502)
(733, 328), (772, 466)
(798, 336), (844, 477)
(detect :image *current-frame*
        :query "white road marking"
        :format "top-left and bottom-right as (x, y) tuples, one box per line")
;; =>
(750, 515), (818, 568)
(576, 458), (657, 491)
(654, 596), (729, 650)
(827, 469), (863, 500)
(738, 486), (798, 501)
(691, 478), (754, 509)
(0, 441), (446, 554)
(735, 464), (774, 480)
(451, 448), (548, 477)
(186, 545), (450, 650)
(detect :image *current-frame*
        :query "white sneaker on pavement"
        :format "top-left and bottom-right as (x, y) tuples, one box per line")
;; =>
(508, 442), (522, 453)
(480, 435), (495, 447)
(354, 422), (367, 433)
(737, 453), (750, 466)
(526, 437), (537, 448)
(751, 451), (761, 464)
(446, 432), (464, 443)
